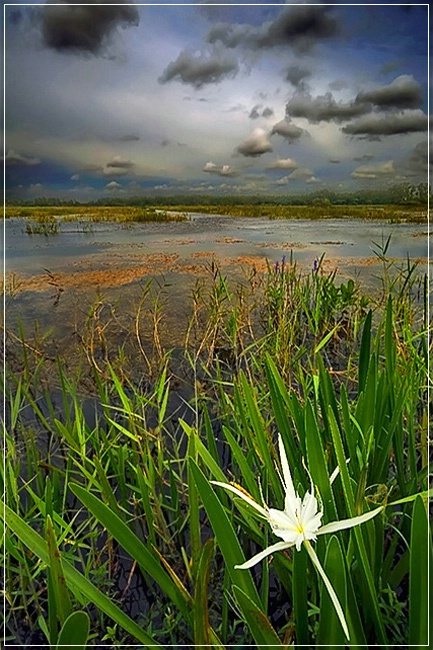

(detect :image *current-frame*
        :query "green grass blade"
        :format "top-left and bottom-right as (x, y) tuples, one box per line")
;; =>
(93, 455), (124, 520)
(327, 408), (387, 644)
(409, 495), (431, 645)
(2, 503), (161, 647)
(358, 310), (372, 393)
(221, 424), (261, 502)
(238, 371), (280, 498)
(292, 545), (309, 646)
(317, 535), (347, 645)
(56, 611), (90, 650)
(193, 538), (215, 648)
(203, 406), (220, 466)
(344, 564), (367, 647)
(232, 586), (282, 647)
(317, 354), (341, 431)
(187, 424), (201, 573)
(314, 324), (340, 354)
(264, 353), (302, 467)
(304, 399), (338, 522)
(340, 384), (359, 471)
(69, 483), (192, 622)
(45, 514), (72, 626)
(190, 460), (262, 609)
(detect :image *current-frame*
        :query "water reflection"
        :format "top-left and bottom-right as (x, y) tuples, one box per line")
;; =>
(4, 215), (428, 358)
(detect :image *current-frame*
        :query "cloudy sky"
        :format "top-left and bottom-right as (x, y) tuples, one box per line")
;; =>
(4, 1), (429, 200)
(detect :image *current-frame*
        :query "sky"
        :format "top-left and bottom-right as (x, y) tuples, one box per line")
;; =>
(3, 1), (430, 201)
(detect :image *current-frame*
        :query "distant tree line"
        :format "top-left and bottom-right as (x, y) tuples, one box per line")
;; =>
(5, 183), (430, 207)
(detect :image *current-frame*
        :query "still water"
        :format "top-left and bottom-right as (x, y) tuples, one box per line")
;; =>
(3, 214), (429, 349)
(4, 214), (428, 276)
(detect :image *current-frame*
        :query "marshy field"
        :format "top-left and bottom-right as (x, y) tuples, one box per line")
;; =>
(2, 204), (431, 647)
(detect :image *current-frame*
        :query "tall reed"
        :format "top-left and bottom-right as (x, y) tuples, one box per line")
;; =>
(2, 255), (430, 646)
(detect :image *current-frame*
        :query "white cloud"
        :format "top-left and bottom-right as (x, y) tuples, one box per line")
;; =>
(351, 161), (395, 179)
(267, 158), (298, 170)
(105, 180), (123, 190)
(236, 127), (272, 157)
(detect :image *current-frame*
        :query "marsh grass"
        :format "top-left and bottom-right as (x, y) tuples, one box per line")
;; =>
(158, 202), (427, 222)
(5, 205), (188, 225)
(25, 219), (60, 236)
(2, 255), (430, 647)
(5, 202), (428, 225)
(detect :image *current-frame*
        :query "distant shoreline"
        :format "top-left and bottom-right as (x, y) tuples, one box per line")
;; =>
(4, 203), (428, 223)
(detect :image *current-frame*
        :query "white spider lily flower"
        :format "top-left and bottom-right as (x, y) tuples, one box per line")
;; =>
(211, 433), (383, 640)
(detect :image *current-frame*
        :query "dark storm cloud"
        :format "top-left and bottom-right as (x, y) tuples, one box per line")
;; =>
(207, 5), (340, 52)
(249, 105), (261, 120)
(409, 140), (430, 169)
(262, 107), (274, 118)
(286, 92), (370, 123)
(80, 163), (104, 173)
(271, 118), (305, 141)
(342, 110), (428, 137)
(159, 50), (239, 88)
(353, 154), (374, 162)
(397, 140), (430, 177)
(284, 64), (312, 89)
(255, 5), (340, 50)
(118, 135), (140, 142)
(106, 157), (134, 169)
(355, 75), (423, 109)
(161, 139), (187, 148)
(40, 0), (139, 55)
(3, 150), (41, 166)
(102, 157), (135, 177)
(249, 104), (274, 119)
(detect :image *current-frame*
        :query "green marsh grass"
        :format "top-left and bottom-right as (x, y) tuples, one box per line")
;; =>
(157, 202), (427, 222)
(5, 202), (428, 224)
(2, 254), (430, 646)
(5, 205), (188, 225)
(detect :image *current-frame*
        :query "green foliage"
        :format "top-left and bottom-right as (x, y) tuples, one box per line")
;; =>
(2, 254), (429, 646)
(5, 181), (430, 208)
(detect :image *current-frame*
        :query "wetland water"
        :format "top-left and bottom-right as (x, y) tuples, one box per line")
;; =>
(4, 213), (429, 348)
(3, 213), (430, 645)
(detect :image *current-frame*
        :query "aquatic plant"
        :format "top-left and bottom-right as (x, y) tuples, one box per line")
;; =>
(24, 219), (60, 235)
(5, 202), (428, 223)
(6, 204), (188, 225)
(212, 433), (384, 639)
(2, 255), (430, 646)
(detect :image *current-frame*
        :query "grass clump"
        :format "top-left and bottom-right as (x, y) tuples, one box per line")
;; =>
(2, 255), (430, 647)
(24, 215), (60, 235)
(5, 205), (188, 225)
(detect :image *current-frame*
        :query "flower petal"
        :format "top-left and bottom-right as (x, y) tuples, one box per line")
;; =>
(317, 506), (383, 536)
(304, 540), (350, 640)
(234, 540), (294, 570)
(267, 508), (303, 547)
(300, 490), (322, 525)
(210, 481), (268, 518)
(329, 458), (350, 485)
(277, 433), (297, 506)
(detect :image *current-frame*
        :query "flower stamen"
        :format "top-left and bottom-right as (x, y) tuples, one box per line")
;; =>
(211, 432), (384, 641)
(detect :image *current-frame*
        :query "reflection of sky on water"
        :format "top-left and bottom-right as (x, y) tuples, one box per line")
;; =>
(4, 216), (428, 277)
(4, 216), (428, 347)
